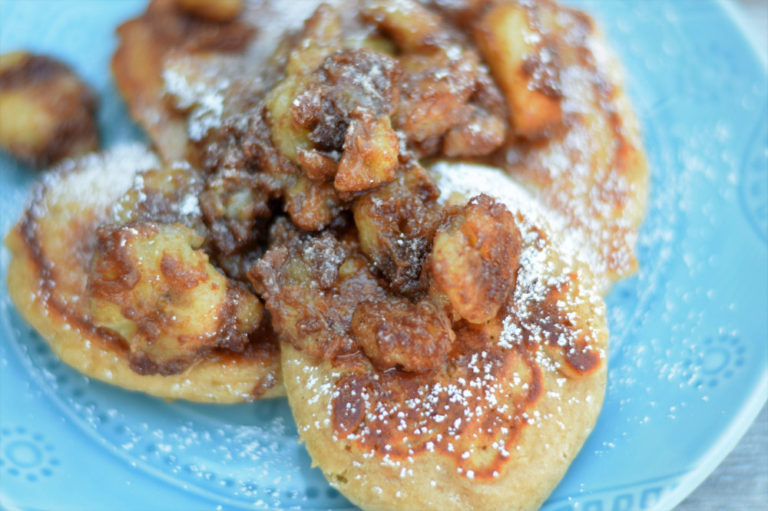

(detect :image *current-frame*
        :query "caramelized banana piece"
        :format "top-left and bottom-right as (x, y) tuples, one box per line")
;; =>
(112, 164), (205, 231)
(353, 163), (442, 296)
(250, 232), (385, 360)
(176, 0), (243, 22)
(335, 112), (399, 192)
(350, 297), (454, 372)
(0, 52), (98, 167)
(443, 107), (506, 157)
(285, 4), (343, 76)
(265, 5), (344, 165)
(430, 194), (522, 324)
(360, 0), (446, 52)
(284, 175), (344, 231)
(394, 49), (477, 145)
(271, 47), (402, 194)
(89, 222), (262, 375)
(474, 2), (562, 138)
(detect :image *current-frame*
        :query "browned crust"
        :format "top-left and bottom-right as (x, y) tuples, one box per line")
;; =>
(283, 339), (606, 511)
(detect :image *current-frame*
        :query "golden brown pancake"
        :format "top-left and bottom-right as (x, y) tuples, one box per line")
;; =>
(263, 170), (608, 511)
(5, 145), (282, 402)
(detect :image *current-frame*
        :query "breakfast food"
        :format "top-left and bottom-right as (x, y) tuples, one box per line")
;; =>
(271, 163), (607, 511)
(111, 0), (256, 163)
(475, 0), (648, 286)
(5, 145), (282, 402)
(0, 51), (99, 167)
(4, 0), (649, 508)
(112, 0), (647, 288)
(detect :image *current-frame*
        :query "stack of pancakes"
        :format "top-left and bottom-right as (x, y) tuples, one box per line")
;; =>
(5, 1), (647, 509)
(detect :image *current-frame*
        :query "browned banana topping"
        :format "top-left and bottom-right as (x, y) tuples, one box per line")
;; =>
(430, 194), (522, 325)
(89, 222), (262, 375)
(350, 297), (454, 372)
(251, 228), (385, 361)
(353, 162), (443, 296)
(264, 0), (507, 196)
(252, 194), (527, 375)
(0, 52), (98, 167)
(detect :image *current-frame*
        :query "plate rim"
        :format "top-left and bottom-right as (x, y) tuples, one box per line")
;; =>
(653, 1), (768, 509)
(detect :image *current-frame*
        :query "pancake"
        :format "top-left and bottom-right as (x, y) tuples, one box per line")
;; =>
(261, 167), (608, 511)
(5, 145), (282, 402)
(474, 0), (648, 287)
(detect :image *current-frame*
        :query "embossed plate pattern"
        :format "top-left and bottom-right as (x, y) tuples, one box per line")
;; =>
(1, 1), (766, 510)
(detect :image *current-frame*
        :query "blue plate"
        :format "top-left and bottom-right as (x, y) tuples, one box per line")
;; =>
(1, 1), (766, 510)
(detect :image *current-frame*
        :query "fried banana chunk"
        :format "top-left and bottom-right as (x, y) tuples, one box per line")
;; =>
(268, 43), (402, 194)
(350, 296), (454, 372)
(474, 1), (562, 138)
(353, 162), (442, 296)
(430, 194), (522, 324)
(361, 0), (447, 52)
(0, 52), (98, 167)
(88, 222), (262, 375)
(251, 230), (385, 360)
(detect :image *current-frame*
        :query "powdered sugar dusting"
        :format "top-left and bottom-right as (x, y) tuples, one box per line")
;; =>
(431, 161), (607, 291)
(163, 59), (230, 141)
(294, 161), (608, 482)
(39, 144), (158, 213)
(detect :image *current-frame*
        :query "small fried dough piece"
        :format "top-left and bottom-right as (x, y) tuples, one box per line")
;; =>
(176, 0), (243, 22)
(431, 194), (522, 324)
(89, 222), (262, 375)
(474, 2), (562, 138)
(0, 52), (98, 167)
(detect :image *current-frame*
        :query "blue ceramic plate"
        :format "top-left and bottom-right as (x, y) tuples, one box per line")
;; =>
(1, 1), (766, 510)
